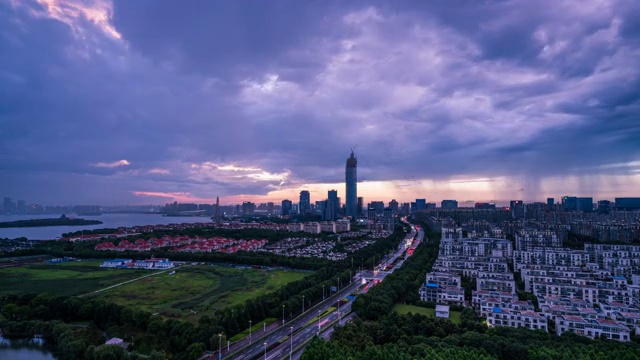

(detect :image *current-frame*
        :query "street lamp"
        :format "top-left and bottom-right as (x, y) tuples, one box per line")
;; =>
(302, 295), (305, 313)
(317, 310), (321, 334)
(249, 320), (252, 344)
(263, 342), (267, 360)
(322, 285), (325, 301)
(337, 299), (341, 325)
(282, 305), (285, 325)
(218, 334), (222, 360)
(289, 326), (293, 360)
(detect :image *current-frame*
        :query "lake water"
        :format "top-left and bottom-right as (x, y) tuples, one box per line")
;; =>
(0, 337), (57, 360)
(0, 213), (213, 240)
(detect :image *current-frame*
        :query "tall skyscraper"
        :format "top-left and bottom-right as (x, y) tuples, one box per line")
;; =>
(345, 150), (358, 218)
(214, 196), (221, 220)
(510, 200), (525, 219)
(357, 197), (364, 216)
(327, 189), (339, 220)
(281, 199), (292, 216)
(299, 190), (311, 214)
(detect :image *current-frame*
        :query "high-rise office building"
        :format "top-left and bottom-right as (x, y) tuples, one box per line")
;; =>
(3, 197), (15, 213)
(547, 198), (554, 211)
(357, 197), (364, 216)
(327, 189), (339, 220)
(299, 190), (311, 214)
(16, 200), (26, 214)
(411, 199), (427, 212)
(242, 202), (256, 215)
(576, 197), (593, 212)
(475, 202), (496, 210)
(441, 200), (458, 210)
(389, 199), (399, 214)
(382, 207), (394, 230)
(370, 201), (385, 214)
(345, 151), (358, 218)
(281, 199), (292, 216)
(510, 200), (525, 219)
(400, 203), (411, 215)
(562, 196), (577, 211)
(615, 198), (640, 210)
(597, 200), (611, 214)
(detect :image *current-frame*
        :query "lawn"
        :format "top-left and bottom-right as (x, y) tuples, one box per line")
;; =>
(97, 265), (309, 323)
(0, 260), (151, 296)
(0, 260), (310, 323)
(393, 304), (461, 324)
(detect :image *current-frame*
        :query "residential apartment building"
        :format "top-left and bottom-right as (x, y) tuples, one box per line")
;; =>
(555, 315), (630, 341)
(487, 308), (548, 331)
(515, 230), (562, 251)
(477, 271), (516, 294)
(419, 272), (465, 305)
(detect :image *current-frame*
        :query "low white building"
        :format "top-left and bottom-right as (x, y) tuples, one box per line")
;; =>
(99, 259), (131, 268)
(435, 305), (450, 319)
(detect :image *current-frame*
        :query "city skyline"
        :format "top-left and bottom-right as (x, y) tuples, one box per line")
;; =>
(1, 1), (639, 205)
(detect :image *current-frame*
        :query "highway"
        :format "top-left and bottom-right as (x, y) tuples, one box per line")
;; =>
(212, 220), (424, 360)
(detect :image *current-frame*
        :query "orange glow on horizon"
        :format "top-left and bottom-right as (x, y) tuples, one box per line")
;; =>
(131, 173), (640, 206)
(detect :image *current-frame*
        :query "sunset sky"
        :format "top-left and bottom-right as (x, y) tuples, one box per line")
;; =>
(1, 0), (639, 205)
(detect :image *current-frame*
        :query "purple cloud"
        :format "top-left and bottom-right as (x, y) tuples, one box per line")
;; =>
(0, 0), (639, 205)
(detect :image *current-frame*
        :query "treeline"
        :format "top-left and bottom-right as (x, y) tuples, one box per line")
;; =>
(351, 222), (440, 320)
(62, 228), (120, 237)
(302, 316), (640, 360)
(0, 293), (212, 359)
(0, 218), (102, 228)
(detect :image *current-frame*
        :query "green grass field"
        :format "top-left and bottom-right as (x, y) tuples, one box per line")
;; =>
(393, 304), (461, 324)
(0, 260), (151, 296)
(97, 265), (309, 323)
(0, 261), (310, 323)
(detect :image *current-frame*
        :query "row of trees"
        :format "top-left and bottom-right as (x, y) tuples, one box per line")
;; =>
(351, 222), (441, 320)
(302, 317), (640, 360)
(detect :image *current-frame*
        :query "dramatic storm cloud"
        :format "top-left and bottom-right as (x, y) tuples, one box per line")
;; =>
(1, 0), (639, 205)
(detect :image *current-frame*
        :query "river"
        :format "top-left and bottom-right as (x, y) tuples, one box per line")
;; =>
(0, 337), (56, 360)
(0, 213), (213, 240)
